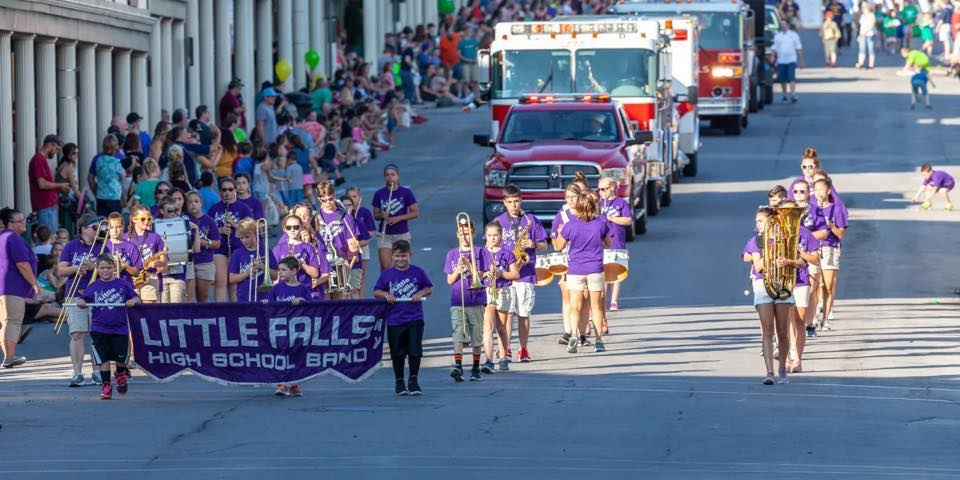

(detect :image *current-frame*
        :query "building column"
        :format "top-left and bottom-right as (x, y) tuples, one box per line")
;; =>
(0, 32), (13, 207)
(160, 18), (173, 113)
(424, 0), (438, 25)
(277, 0), (293, 89)
(292, 0), (308, 90)
(131, 52), (148, 123)
(113, 49), (131, 117)
(149, 19), (162, 126)
(78, 43), (97, 186)
(235, 0), (255, 129)
(95, 46), (113, 141)
(186, 0), (201, 110)
(172, 20), (186, 110)
(256, 0), (274, 88)
(363, 0), (379, 66)
(35, 37), (58, 145)
(199, 0), (215, 109)
(57, 41), (78, 145)
(309, 0), (325, 78)
(13, 35), (36, 212)
(214, 0), (232, 101)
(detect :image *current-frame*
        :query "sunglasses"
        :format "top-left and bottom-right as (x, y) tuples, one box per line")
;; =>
(801, 165), (816, 170)
(598, 186), (613, 191)
(133, 216), (152, 222)
(284, 224), (302, 231)
(220, 187), (235, 192)
(164, 209), (179, 214)
(793, 189), (807, 194)
(7, 218), (24, 224)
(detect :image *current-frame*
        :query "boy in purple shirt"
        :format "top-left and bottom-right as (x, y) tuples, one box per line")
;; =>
(444, 217), (491, 382)
(912, 163), (954, 211)
(373, 240), (432, 395)
(268, 256), (311, 398)
(228, 219), (278, 302)
(76, 254), (140, 400)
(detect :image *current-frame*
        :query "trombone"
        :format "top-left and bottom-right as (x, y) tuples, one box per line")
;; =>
(54, 219), (109, 335)
(455, 212), (483, 290)
(250, 218), (275, 302)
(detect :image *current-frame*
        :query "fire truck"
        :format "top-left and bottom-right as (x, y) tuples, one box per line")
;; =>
(473, 95), (653, 240)
(476, 18), (681, 210)
(611, 0), (758, 135)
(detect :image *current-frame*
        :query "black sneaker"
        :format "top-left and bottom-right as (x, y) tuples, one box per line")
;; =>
(558, 333), (571, 345)
(395, 379), (408, 396)
(806, 325), (817, 338)
(450, 367), (464, 382)
(407, 378), (422, 396)
(579, 335), (592, 347)
(470, 368), (482, 381)
(480, 361), (496, 374)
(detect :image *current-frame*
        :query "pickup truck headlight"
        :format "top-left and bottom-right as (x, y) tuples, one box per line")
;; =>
(485, 169), (508, 187)
(601, 168), (625, 183)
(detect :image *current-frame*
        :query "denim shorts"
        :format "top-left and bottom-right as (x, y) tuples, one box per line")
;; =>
(776, 62), (797, 83)
(911, 81), (928, 96)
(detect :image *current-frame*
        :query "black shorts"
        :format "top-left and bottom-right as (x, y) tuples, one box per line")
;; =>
(387, 320), (424, 359)
(91, 332), (130, 365)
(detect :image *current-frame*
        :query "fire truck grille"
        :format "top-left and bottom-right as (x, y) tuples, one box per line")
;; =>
(507, 163), (602, 191)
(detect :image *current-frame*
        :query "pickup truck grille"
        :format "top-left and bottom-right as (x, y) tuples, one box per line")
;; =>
(507, 162), (602, 191)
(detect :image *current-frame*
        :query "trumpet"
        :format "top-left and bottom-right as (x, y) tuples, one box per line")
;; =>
(250, 218), (274, 302)
(455, 212), (483, 290)
(54, 219), (109, 335)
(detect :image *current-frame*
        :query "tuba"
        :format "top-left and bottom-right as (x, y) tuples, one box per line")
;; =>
(762, 206), (805, 300)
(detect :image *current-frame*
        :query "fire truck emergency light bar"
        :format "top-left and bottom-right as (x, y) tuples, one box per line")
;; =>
(509, 22), (638, 35)
(519, 94), (612, 104)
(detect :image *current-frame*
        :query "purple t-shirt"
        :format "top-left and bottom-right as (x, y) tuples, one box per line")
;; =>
(237, 196), (265, 220)
(207, 201), (254, 256)
(486, 247), (516, 289)
(123, 230), (166, 282)
(741, 235), (763, 280)
(0, 230), (38, 298)
(60, 238), (108, 296)
(924, 170), (955, 190)
(444, 247), (490, 307)
(813, 202), (848, 247)
(550, 207), (572, 240)
(316, 208), (362, 270)
(229, 245), (279, 302)
(82, 278), (138, 335)
(788, 176), (844, 209)
(355, 206), (377, 236)
(106, 240), (143, 285)
(795, 227), (820, 286)
(560, 215), (610, 275)
(374, 265), (433, 325)
(190, 213), (221, 264)
(495, 211), (547, 284)
(268, 282), (313, 302)
(599, 196), (630, 249)
(372, 186), (417, 235)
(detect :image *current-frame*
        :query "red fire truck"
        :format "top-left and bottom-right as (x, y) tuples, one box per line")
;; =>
(612, 0), (757, 135)
(476, 18), (680, 209)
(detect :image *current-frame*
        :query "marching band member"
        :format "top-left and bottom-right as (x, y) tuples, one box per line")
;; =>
(742, 208), (793, 385)
(373, 165), (419, 272)
(912, 163), (954, 210)
(267, 256), (312, 398)
(373, 240), (432, 396)
(495, 184), (547, 363)
(228, 218), (278, 302)
(208, 177), (253, 301)
(444, 216), (490, 382)
(234, 173), (266, 220)
(315, 182), (362, 300)
(778, 200), (820, 374)
(812, 178), (847, 331)
(346, 187), (377, 298)
(76, 254), (140, 400)
(598, 177), (631, 312)
(148, 181), (172, 218)
(158, 196), (199, 303)
(272, 214), (328, 300)
(185, 191), (221, 303)
(168, 188), (187, 215)
(786, 146), (820, 203)
(791, 180), (821, 338)
(768, 185), (787, 207)
(482, 221), (519, 373)
(553, 188), (611, 354)
(125, 205), (167, 304)
(105, 213), (142, 287)
(340, 195), (372, 299)
(59, 214), (108, 386)
(552, 185), (579, 350)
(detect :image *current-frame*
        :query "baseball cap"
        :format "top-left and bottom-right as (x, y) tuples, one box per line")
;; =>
(262, 87), (279, 97)
(229, 78), (244, 88)
(80, 214), (105, 228)
(42, 134), (63, 147)
(126, 112), (143, 124)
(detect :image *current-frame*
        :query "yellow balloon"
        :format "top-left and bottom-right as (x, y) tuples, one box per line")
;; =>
(275, 59), (293, 82)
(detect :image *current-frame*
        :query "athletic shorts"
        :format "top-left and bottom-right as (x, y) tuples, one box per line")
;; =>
(509, 282), (535, 317)
(137, 275), (161, 302)
(347, 268), (363, 291)
(185, 262), (195, 280)
(387, 320), (424, 358)
(793, 285), (811, 309)
(486, 285), (512, 311)
(0, 295), (25, 342)
(91, 332), (130, 365)
(752, 279), (795, 306)
(66, 303), (91, 333)
(450, 306), (484, 347)
(820, 245), (841, 270)
(567, 272), (605, 292)
(777, 62), (797, 83)
(378, 232), (411, 251)
(194, 262), (215, 282)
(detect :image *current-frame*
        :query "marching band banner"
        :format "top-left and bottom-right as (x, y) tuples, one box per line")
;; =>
(128, 301), (390, 385)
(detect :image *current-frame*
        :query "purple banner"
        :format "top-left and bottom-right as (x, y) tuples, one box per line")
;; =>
(128, 301), (390, 385)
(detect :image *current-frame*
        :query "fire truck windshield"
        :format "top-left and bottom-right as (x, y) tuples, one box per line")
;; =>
(492, 49), (573, 99)
(695, 12), (741, 49)
(500, 110), (620, 144)
(575, 49), (656, 97)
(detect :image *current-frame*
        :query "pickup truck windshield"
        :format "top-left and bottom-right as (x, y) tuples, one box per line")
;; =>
(575, 49), (656, 97)
(492, 49), (573, 99)
(500, 110), (620, 143)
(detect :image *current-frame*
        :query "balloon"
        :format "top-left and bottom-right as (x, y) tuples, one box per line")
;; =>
(391, 62), (402, 86)
(438, 0), (455, 15)
(305, 49), (320, 70)
(234, 128), (247, 143)
(275, 59), (293, 82)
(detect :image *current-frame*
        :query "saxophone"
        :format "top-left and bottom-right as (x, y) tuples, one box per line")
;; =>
(513, 224), (530, 265)
(133, 245), (169, 290)
(486, 252), (500, 300)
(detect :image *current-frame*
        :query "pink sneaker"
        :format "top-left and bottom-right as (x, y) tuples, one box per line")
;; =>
(609, 301), (620, 311)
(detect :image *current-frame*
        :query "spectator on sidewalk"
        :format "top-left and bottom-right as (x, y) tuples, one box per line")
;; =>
(772, 19), (804, 103)
(93, 135), (124, 217)
(256, 88), (280, 145)
(55, 143), (82, 234)
(30, 134), (69, 232)
(127, 112), (151, 158)
(189, 105), (215, 145)
(219, 79), (247, 129)
(0, 207), (39, 369)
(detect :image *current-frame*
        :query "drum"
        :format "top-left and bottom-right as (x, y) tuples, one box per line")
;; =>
(546, 252), (569, 275)
(534, 256), (554, 287)
(153, 218), (191, 275)
(603, 249), (629, 282)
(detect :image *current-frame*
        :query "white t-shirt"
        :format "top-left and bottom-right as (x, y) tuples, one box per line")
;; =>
(772, 30), (803, 65)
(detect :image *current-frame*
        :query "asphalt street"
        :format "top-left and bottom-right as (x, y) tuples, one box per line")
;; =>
(3, 31), (960, 479)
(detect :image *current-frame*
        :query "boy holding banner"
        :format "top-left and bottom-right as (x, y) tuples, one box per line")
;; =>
(373, 240), (432, 396)
(268, 256), (311, 397)
(76, 254), (141, 400)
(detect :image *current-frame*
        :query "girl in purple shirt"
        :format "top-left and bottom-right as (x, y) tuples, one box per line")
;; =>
(912, 163), (954, 210)
(234, 173), (266, 219)
(272, 214), (328, 299)
(208, 177), (254, 302)
(186, 191), (221, 303)
(481, 221), (520, 373)
(105, 214), (142, 287)
(372, 165), (419, 272)
(812, 178), (847, 331)
(598, 177), (632, 311)
(347, 187), (377, 298)
(125, 205), (167, 304)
